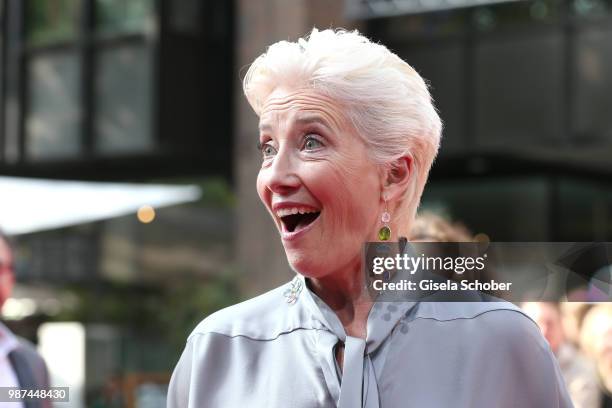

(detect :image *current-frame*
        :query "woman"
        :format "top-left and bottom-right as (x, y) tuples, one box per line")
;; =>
(168, 28), (572, 407)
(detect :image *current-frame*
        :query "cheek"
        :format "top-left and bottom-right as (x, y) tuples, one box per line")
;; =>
(256, 171), (268, 205)
(307, 159), (380, 232)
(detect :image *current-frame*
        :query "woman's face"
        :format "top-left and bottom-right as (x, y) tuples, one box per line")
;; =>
(256, 87), (383, 278)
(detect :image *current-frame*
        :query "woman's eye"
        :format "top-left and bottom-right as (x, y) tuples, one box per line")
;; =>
(303, 136), (323, 151)
(261, 143), (277, 157)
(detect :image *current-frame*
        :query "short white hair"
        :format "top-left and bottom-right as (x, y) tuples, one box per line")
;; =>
(243, 28), (442, 228)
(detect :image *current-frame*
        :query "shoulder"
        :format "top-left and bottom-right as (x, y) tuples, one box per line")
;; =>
(413, 300), (531, 322)
(188, 277), (320, 342)
(11, 337), (50, 389)
(168, 278), (318, 408)
(412, 301), (542, 344)
(410, 302), (572, 405)
(13, 337), (47, 365)
(411, 301), (558, 370)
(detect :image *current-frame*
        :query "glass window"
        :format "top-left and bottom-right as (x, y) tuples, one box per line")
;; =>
(471, 0), (561, 33)
(558, 180), (612, 241)
(167, 0), (202, 36)
(373, 11), (468, 41)
(394, 41), (466, 154)
(421, 178), (550, 240)
(26, 52), (81, 159)
(571, 0), (611, 18)
(93, 44), (153, 154)
(474, 32), (565, 151)
(95, 0), (155, 36)
(26, 0), (80, 46)
(573, 26), (612, 146)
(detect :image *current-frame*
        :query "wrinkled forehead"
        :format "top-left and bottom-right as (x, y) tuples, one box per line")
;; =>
(258, 87), (350, 133)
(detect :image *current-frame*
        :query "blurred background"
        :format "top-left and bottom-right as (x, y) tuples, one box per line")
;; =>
(0, 0), (611, 407)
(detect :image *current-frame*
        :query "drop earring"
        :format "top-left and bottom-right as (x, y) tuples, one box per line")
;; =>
(378, 200), (391, 241)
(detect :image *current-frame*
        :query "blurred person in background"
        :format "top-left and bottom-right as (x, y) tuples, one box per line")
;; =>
(168, 28), (572, 407)
(562, 302), (595, 348)
(581, 304), (612, 408)
(522, 301), (602, 408)
(0, 230), (51, 408)
(409, 210), (474, 242)
(409, 211), (494, 288)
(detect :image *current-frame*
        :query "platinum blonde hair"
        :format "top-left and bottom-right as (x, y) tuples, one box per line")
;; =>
(243, 28), (442, 228)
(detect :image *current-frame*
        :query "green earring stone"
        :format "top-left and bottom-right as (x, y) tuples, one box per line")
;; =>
(378, 225), (391, 241)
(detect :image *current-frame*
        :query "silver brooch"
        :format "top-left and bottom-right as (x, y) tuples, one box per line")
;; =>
(283, 276), (303, 304)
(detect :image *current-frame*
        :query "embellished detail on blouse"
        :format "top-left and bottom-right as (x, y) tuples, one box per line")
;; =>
(283, 275), (303, 304)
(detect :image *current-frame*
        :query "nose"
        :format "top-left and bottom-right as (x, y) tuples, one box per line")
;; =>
(264, 145), (300, 195)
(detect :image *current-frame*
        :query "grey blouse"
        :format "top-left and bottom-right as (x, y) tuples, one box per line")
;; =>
(167, 275), (573, 407)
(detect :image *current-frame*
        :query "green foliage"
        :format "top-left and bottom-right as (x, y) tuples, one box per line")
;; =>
(26, 0), (79, 46)
(198, 178), (236, 209)
(53, 270), (242, 356)
(96, 0), (154, 35)
(144, 177), (235, 209)
(158, 273), (242, 352)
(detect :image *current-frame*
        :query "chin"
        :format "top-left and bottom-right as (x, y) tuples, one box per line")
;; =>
(286, 251), (327, 278)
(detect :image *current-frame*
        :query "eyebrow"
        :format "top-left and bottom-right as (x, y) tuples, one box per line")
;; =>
(259, 114), (333, 133)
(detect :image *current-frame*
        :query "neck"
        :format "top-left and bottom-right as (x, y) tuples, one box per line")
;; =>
(308, 255), (373, 339)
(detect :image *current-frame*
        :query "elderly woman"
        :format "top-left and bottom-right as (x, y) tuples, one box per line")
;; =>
(168, 28), (572, 407)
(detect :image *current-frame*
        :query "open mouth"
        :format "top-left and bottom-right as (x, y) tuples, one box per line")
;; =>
(280, 211), (321, 233)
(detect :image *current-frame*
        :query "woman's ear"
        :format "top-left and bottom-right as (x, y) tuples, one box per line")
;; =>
(382, 155), (412, 202)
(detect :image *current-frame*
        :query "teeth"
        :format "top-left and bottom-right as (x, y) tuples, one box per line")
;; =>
(275, 207), (320, 218)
